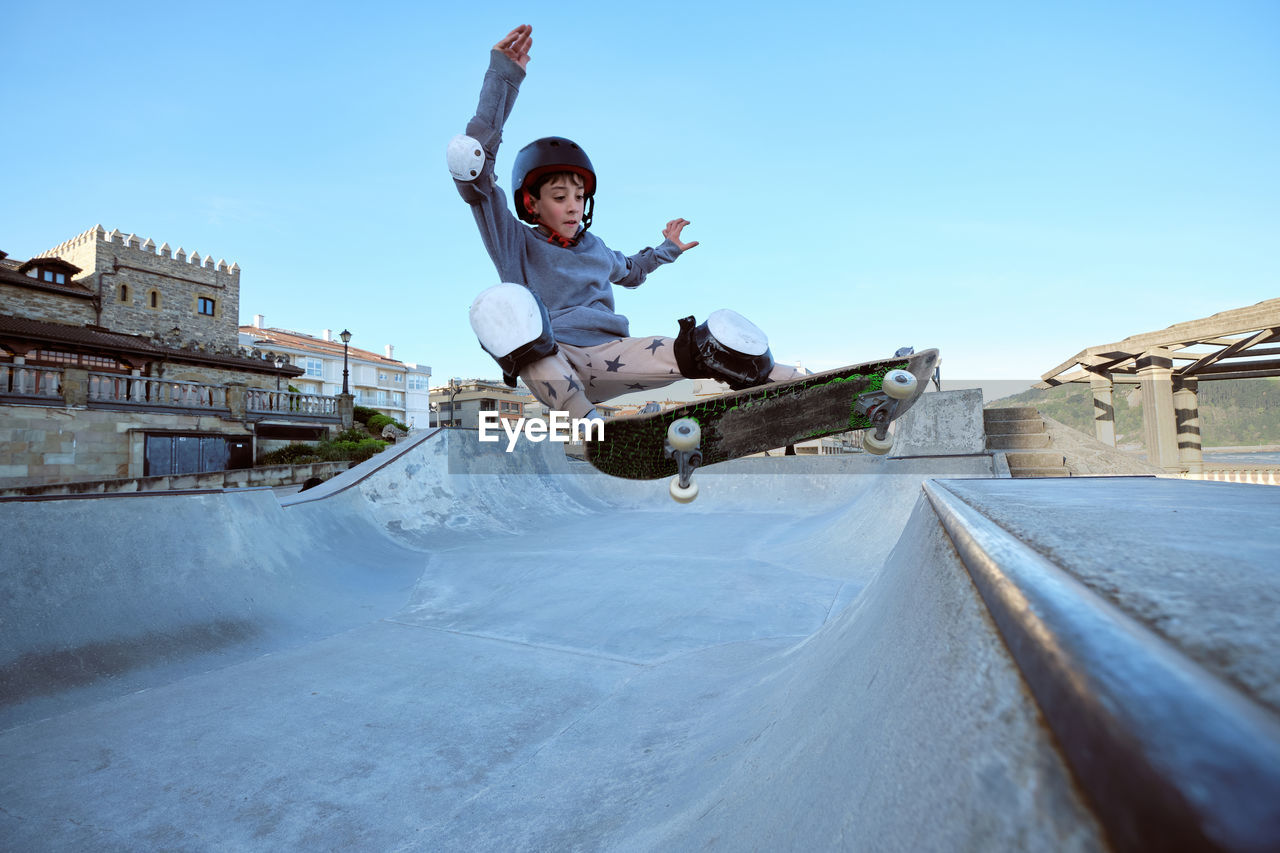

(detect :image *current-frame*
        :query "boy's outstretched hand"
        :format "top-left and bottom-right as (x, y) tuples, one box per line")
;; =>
(664, 218), (699, 251)
(495, 25), (532, 69)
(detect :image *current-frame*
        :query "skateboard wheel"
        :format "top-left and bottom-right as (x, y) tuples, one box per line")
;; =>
(669, 476), (699, 503)
(863, 431), (893, 455)
(667, 418), (701, 452)
(882, 369), (917, 400)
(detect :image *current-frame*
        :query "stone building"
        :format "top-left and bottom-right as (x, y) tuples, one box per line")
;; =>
(0, 226), (342, 489)
(40, 225), (242, 353)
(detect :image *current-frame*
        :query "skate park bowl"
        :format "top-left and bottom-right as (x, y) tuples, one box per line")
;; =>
(2, 415), (1279, 850)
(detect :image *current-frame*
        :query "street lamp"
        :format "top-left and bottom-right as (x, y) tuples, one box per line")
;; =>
(274, 354), (287, 391)
(339, 329), (352, 396)
(447, 378), (460, 428)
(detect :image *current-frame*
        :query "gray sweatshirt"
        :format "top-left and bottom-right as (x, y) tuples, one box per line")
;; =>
(455, 50), (683, 347)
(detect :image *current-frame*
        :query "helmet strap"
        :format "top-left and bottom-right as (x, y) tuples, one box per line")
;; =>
(535, 224), (580, 249)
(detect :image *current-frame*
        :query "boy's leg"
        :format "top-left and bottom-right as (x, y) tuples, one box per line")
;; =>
(560, 338), (804, 402)
(559, 338), (683, 402)
(518, 351), (597, 419)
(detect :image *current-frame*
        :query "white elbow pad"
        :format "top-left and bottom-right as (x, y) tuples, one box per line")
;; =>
(447, 134), (485, 181)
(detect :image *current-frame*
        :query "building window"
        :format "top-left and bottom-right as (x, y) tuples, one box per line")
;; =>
(378, 372), (388, 383)
(149, 290), (161, 309)
(393, 373), (403, 383)
(32, 350), (122, 370)
(119, 284), (130, 303)
(305, 358), (323, 378)
(480, 399), (496, 411)
(197, 297), (216, 316)
(408, 375), (428, 390)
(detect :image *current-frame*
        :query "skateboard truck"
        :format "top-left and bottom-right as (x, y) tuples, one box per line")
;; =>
(664, 418), (703, 503)
(857, 369), (918, 455)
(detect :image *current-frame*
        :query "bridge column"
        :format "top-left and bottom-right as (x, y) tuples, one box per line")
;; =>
(1173, 376), (1203, 477)
(1090, 375), (1116, 447)
(1137, 349), (1181, 472)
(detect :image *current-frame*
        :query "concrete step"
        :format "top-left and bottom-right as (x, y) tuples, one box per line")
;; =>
(985, 417), (1047, 436)
(1010, 467), (1072, 478)
(984, 407), (1040, 422)
(1005, 451), (1066, 469)
(987, 433), (1053, 450)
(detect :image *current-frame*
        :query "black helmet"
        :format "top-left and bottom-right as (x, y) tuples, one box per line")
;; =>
(512, 136), (596, 229)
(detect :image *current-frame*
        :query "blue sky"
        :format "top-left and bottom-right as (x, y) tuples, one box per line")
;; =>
(3, 1), (1277, 392)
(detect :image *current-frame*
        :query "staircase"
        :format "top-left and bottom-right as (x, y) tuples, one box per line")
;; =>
(983, 407), (1070, 478)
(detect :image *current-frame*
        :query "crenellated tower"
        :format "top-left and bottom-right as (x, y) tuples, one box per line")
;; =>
(40, 225), (242, 353)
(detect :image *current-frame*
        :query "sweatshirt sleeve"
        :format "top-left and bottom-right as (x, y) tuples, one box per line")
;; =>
(610, 238), (685, 289)
(454, 50), (527, 271)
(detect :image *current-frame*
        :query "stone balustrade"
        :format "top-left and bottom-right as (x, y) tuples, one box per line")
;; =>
(1192, 466), (1280, 486)
(88, 372), (228, 411)
(2, 364), (340, 425)
(245, 389), (338, 420)
(0, 362), (62, 400)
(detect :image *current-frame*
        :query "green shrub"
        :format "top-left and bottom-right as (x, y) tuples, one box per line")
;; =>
(257, 436), (387, 466)
(334, 427), (369, 443)
(353, 405), (378, 425)
(351, 438), (387, 462)
(259, 443), (323, 465)
(367, 415), (409, 432)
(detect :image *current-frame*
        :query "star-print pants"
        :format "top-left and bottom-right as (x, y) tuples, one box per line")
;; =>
(519, 335), (803, 418)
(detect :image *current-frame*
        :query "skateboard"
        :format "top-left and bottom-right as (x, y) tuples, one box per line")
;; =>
(584, 348), (939, 502)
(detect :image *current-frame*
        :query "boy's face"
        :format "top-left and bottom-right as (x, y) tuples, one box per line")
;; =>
(527, 174), (585, 240)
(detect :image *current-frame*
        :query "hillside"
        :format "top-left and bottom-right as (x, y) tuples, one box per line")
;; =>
(988, 378), (1280, 449)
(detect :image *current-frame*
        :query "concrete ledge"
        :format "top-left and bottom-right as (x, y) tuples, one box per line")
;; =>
(0, 461), (353, 499)
(923, 479), (1280, 851)
(891, 389), (986, 457)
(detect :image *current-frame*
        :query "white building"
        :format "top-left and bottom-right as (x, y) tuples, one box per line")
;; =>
(240, 316), (432, 429)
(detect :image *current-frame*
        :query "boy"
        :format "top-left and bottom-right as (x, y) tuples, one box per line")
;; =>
(450, 24), (800, 421)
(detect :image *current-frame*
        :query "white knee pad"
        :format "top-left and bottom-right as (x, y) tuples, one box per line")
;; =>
(447, 134), (485, 182)
(705, 309), (770, 356)
(469, 283), (557, 384)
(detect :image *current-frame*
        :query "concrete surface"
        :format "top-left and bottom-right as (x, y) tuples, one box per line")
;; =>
(1, 427), (1276, 851)
(890, 388), (987, 457)
(1038, 415), (1169, 477)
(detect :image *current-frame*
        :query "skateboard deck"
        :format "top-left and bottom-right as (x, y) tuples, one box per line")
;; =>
(585, 348), (939, 483)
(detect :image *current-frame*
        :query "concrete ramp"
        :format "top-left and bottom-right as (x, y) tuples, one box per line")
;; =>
(2, 429), (1276, 850)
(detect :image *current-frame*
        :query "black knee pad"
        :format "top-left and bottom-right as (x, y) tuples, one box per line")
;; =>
(673, 312), (775, 391)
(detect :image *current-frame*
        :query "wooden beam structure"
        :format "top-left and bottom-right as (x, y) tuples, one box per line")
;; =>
(1035, 298), (1280, 472)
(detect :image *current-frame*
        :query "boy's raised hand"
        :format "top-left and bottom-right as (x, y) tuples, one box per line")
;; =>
(495, 25), (533, 69)
(663, 218), (700, 251)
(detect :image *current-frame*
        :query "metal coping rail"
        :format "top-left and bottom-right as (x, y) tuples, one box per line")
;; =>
(922, 479), (1280, 853)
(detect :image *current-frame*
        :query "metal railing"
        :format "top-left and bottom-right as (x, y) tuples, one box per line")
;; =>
(88, 373), (228, 410)
(0, 363), (62, 399)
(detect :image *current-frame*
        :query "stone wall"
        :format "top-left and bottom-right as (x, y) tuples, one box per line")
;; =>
(159, 362), (278, 390)
(0, 281), (96, 326)
(41, 226), (241, 353)
(0, 460), (352, 498)
(0, 402), (254, 488)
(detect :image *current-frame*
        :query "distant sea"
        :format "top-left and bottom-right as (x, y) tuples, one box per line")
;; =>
(1203, 451), (1280, 466)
